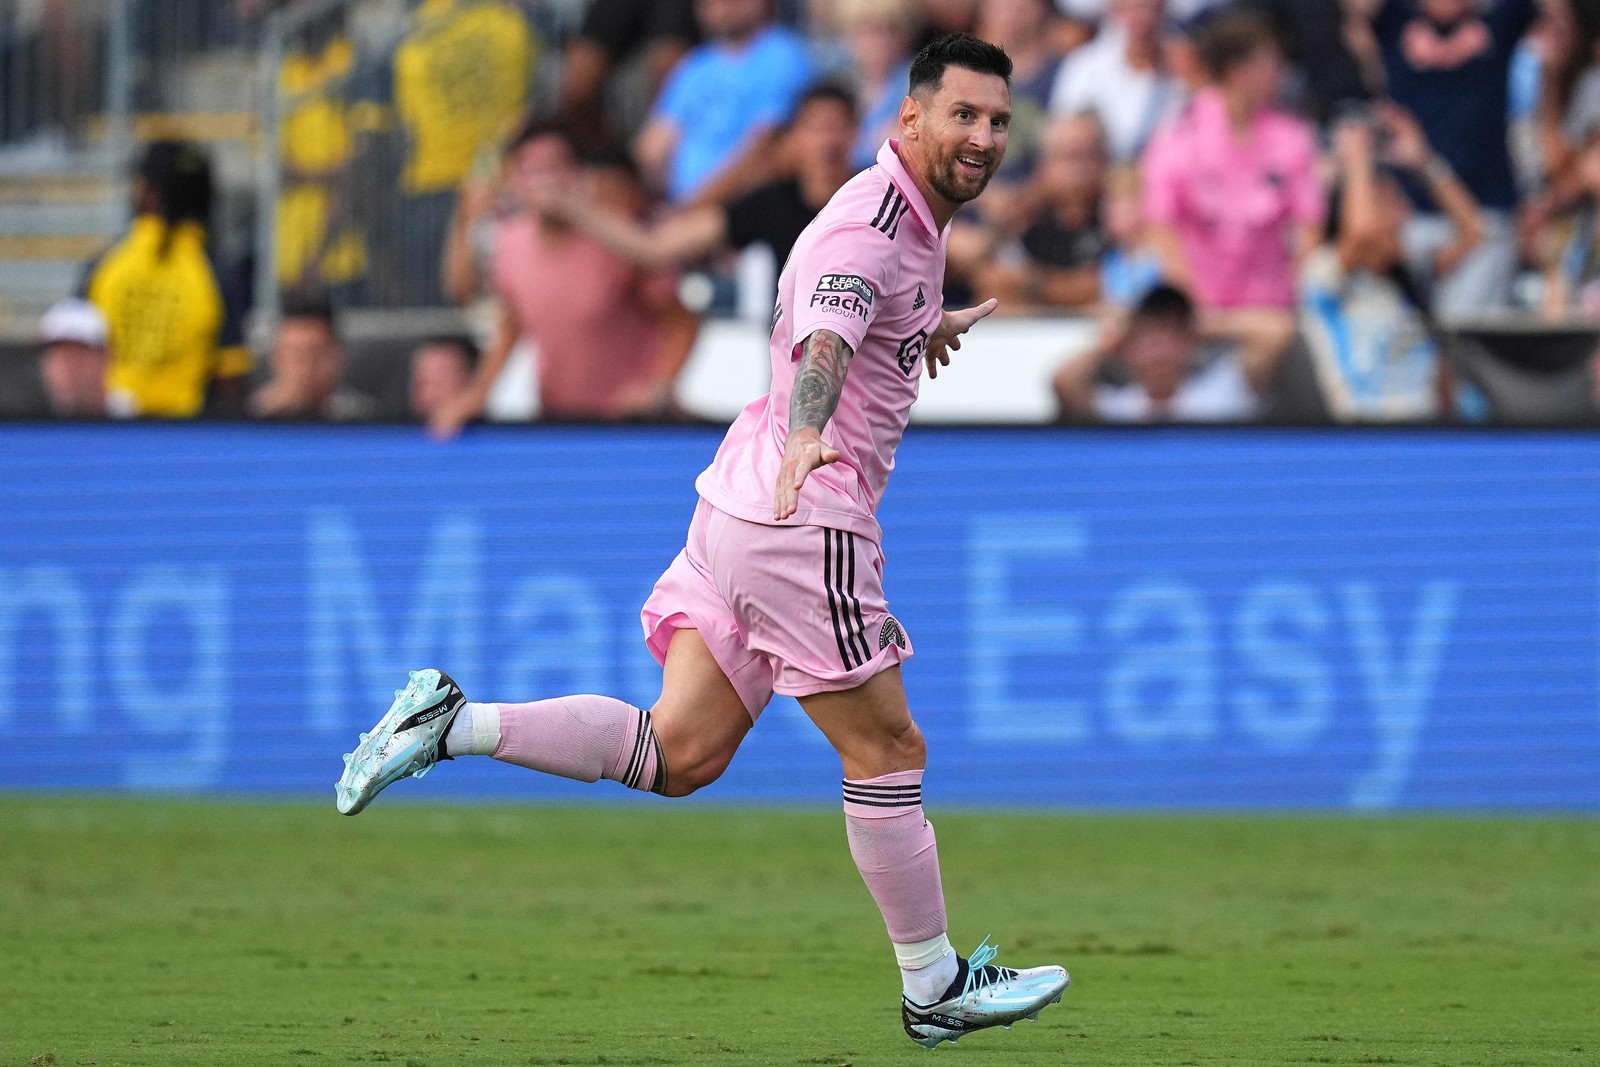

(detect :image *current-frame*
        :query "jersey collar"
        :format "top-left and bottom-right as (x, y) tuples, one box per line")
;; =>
(875, 139), (941, 238)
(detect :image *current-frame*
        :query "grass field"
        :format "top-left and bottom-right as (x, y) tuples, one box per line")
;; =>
(2, 799), (1597, 1067)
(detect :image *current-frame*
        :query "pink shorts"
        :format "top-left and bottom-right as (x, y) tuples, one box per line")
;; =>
(641, 499), (912, 719)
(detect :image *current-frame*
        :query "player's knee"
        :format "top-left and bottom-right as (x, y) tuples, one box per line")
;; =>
(886, 718), (926, 768)
(849, 717), (925, 778)
(656, 733), (734, 798)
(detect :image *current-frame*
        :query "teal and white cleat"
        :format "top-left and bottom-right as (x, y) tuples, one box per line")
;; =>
(335, 669), (466, 816)
(901, 938), (1069, 1049)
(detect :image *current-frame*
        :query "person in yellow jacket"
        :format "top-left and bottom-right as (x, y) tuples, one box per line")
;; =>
(355, 0), (537, 305)
(83, 141), (252, 418)
(276, 8), (367, 297)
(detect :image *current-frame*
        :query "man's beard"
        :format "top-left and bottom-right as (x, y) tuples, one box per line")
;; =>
(927, 153), (994, 204)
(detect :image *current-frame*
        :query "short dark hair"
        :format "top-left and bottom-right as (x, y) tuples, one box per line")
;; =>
(506, 114), (582, 156)
(908, 33), (1012, 97)
(793, 82), (859, 122)
(280, 290), (337, 333)
(1129, 284), (1197, 332)
(136, 140), (213, 248)
(1195, 11), (1280, 81)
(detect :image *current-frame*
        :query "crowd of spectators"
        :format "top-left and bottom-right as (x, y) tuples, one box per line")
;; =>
(16, 0), (1600, 424)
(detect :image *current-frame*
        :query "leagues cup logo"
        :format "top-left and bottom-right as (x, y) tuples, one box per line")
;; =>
(896, 330), (927, 376)
(811, 274), (874, 321)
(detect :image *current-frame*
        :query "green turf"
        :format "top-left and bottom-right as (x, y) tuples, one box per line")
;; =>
(2, 799), (1597, 1067)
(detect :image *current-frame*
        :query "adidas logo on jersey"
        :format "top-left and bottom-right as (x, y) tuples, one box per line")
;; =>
(912, 285), (925, 310)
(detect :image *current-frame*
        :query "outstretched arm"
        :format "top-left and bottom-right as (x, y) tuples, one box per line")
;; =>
(774, 329), (853, 520)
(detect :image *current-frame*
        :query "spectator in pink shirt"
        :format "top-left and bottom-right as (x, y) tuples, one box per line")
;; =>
(1140, 11), (1323, 390)
(430, 118), (701, 434)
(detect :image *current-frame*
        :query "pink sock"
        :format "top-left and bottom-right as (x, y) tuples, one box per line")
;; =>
(843, 770), (948, 948)
(492, 695), (665, 793)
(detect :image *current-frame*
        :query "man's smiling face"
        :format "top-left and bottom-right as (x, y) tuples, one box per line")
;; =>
(907, 65), (1012, 207)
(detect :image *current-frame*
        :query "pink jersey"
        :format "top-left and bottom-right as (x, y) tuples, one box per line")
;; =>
(696, 139), (948, 543)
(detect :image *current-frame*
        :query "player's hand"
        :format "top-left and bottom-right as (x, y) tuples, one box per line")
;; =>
(427, 391), (485, 442)
(773, 426), (840, 521)
(925, 298), (998, 379)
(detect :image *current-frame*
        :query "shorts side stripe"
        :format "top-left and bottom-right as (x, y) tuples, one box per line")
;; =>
(843, 533), (873, 665)
(832, 530), (864, 669)
(823, 528), (857, 670)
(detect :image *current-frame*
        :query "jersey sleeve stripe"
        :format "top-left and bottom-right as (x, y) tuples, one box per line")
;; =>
(868, 185), (897, 230)
(873, 189), (908, 236)
(885, 199), (912, 240)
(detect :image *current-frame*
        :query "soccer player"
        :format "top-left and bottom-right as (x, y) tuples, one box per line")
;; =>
(336, 33), (1071, 1048)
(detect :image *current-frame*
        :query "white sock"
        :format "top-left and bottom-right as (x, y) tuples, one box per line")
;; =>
(444, 702), (501, 757)
(897, 934), (958, 1004)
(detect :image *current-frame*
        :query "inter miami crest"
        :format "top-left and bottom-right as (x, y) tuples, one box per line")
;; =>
(879, 616), (908, 651)
(896, 330), (927, 376)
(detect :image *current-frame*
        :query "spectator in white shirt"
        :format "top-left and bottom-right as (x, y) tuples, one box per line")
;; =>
(1050, 0), (1185, 164)
(1053, 283), (1260, 422)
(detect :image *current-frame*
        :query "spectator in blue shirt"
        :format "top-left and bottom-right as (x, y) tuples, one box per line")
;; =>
(1359, 0), (1543, 313)
(635, 0), (816, 204)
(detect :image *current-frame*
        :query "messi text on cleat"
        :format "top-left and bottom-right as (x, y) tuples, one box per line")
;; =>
(900, 937), (1070, 1049)
(334, 669), (466, 816)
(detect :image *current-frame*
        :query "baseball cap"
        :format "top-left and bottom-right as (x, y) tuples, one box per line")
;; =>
(40, 298), (108, 348)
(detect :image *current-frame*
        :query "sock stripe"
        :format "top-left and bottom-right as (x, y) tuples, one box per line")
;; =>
(843, 779), (922, 809)
(844, 789), (921, 800)
(647, 718), (667, 795)
(622, 711), (649, 789)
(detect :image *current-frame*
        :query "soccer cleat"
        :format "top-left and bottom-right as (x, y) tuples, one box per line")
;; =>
(335, 669), (466, 816)
(901, 938), (1069, 1049)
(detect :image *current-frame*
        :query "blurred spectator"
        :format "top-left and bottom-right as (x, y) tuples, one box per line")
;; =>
(1056, 0), (1226, 36)
(546, 84), (859, 280)
(970, 112), (1110, 310)
(925, 0), (983, 31)
(83, 140), (252, 418)
(440, 151), (508, 306)
(1360, 0), (1541, 313)
(634, 0), (815, 204)
(364, 0), (537, 306)
(275, 8), (366, 301)
(408, 336), (479, 423)
(1534, 0), (1600, 197)
(1099, 165), (1166, 307)
(1243, 0), (1372, 124)
(1301, 106), (1483, 419)
(975, 0), (1065, 176)
(1053, 283), (1260, 420)
(251, 294), (375, 421)
(1051, 0), (1182, 165)
(1542, 117), (1600, 314)
(37, 299), (110, 419)
(556, 0), (700, 150)
(1141, 10), (1322, 389)
(836, 0), (922, 171)
(431, 118), (700, 435)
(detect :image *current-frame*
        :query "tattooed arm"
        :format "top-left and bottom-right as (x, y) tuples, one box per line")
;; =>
(773, 329), (853, 521)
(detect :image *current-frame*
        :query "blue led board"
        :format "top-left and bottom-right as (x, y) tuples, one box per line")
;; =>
(2, 425), (1596, 809)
